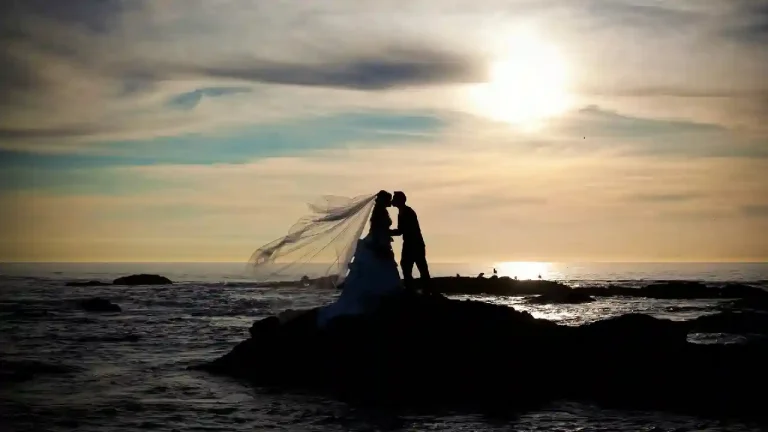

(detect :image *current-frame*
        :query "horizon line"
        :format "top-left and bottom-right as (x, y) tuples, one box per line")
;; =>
(1, 260), (767, 265)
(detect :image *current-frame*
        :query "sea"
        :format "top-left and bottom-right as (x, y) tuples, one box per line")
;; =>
(1, 262), (767, 432)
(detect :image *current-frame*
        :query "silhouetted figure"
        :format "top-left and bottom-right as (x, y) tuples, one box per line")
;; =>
(493, 268), (498, 275)
(391, 191), (432, 294)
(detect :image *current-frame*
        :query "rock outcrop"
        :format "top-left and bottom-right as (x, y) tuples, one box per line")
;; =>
(526, 291), (595, 304)
(332, 277), (768, 302)
(193, 293), (768, 422)
(0, 359), (81, 383)
(575, 281), (767, 300)
(112, 274), (173, 285)
(79, 298), (122, 313)
(66, 280), (111, 287)
(688, 311), (768, 335)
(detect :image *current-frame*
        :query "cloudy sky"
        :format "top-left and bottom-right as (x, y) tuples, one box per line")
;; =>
(1, 0), (767, 262)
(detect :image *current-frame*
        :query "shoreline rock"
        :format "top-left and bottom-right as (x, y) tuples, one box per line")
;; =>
(112, 274), (173, 285)
(192, 293), (768, 422)
(526, 291), (595, 304)
(79, 297), (122, 313)
(66, 280), (111, 287)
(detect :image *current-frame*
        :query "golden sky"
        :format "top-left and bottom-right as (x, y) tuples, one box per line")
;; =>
(1, 1), (767, 262)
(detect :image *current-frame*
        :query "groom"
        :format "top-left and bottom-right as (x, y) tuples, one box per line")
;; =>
(390, 191), (433, 294)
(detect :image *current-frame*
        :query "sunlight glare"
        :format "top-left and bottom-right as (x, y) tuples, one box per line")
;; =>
(496, 261), (551, 280)
(470, 29), (572, 129)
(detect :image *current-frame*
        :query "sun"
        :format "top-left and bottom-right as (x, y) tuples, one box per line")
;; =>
(470, 30), (572, 128)
(495, 261), (551, 280)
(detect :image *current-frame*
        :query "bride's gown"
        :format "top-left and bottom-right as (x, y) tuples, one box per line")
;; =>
(317, 209), (402, 327)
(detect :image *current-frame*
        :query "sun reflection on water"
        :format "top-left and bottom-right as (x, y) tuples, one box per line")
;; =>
(495, 261), (552, 280)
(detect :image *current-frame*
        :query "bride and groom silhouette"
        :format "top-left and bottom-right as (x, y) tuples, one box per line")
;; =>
(317, 190), (433, 327)
(249, 190), (433, 328)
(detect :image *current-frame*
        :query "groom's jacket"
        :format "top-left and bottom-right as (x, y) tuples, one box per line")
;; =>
(393, 206), (425, 250)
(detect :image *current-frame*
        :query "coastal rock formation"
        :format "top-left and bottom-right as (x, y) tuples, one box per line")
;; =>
(0, 359), (81, 384)
(576, 281), (768, 300)
(112, 274), (173, 285)
(79, 298), (122, 313)
(66, 280), (111, 287)
(688, 311), (768, 335)
(194, 293), (768, 422)
(404, 277), (768, 302)
(526, 291), (595, 304)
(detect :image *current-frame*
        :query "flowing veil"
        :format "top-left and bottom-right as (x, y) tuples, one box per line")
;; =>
(248, 193), (377, 287)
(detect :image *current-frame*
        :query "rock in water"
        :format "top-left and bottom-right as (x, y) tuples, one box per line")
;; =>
(66, 280), (111, 287)
(689, 311), (768, 335)
(193, 293), (768, 423)
(79, 298), (122, 313)
(112, 274), (173, 285)
(526, 291), (595, 304)
(0, 360), (80, 383)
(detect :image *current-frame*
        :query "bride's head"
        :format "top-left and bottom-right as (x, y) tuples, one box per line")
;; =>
(375, 190), (392, 207)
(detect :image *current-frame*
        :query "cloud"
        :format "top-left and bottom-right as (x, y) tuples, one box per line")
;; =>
(741, 205), (768, 218)
(167, 87), (253, 110)
(0, 111), (445, 171)
(161, 49), (484, 91)
(1, 0), (767, 149)
(3, 144), (767, 262)
(721, 0), (768, 45)
(626, 193), (702, 203)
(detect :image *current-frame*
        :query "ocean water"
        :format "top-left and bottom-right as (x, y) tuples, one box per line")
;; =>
(1, 262), (767, 432)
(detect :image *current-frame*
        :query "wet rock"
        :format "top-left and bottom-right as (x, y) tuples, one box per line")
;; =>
(113, 274), (173, 285)
(526, 291), (595, 304)
(66, 280), (111, 287)
(77, 334), (140, 343)
(689, 311), (768, 335)
(79, 298), (122, 313)
(577, 282), (768, 302)
(194, 293), (768, 423)
(719, 283), (766, 299)
(639, 281), (712, 299)
(428, 276), (571, 296)
(729, 296), (768, 311)
(0, 359), (80, 383)
(249, 316), (280, 338)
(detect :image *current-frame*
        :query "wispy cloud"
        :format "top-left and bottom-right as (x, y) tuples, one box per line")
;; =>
(1, 0), (767, 261)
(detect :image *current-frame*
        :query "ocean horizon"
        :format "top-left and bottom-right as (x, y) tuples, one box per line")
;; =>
(2, 261), (766, 285)
(2, 260), (767, 431)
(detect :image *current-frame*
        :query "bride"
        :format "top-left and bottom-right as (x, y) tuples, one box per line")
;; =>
(248, 190), (403, 328)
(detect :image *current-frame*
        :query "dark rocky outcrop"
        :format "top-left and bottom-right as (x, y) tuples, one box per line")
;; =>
(66, 280), (111, 287)
(79, 298), (122, 313)
(0, 359), (81, 383)
(688, 311), (768, 335)
(426, 276), (572, 296)
(112, 274), (173, 285)
(77, 334), (140, 343)
(575, 281), (767, 301)
(526, 291), (595, 304)
(270, 276), (768, 303)
(728, 296), (768, 311)
(193, 293), (768, 423)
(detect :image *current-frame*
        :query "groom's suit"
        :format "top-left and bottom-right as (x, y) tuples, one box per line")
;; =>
(392, 205), (431, 290)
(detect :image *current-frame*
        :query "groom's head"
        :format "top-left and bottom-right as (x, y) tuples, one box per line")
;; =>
(392, 191), (406, 208)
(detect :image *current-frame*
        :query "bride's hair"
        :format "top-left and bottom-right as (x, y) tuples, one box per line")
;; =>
(375, 190), (392, 205)
(370, 190), (392, 230)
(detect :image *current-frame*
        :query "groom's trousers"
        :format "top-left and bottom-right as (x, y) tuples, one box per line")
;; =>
(400, 245), (431, 290)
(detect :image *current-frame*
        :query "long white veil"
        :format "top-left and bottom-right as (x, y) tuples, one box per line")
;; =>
(248, 193), (377, 287)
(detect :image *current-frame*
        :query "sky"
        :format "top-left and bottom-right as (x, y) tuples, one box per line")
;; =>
(1, 0), (767, 263)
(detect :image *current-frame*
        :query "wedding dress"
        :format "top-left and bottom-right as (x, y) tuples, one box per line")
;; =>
(316, 205), (402, 327)
(247, 192), (403, 328)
